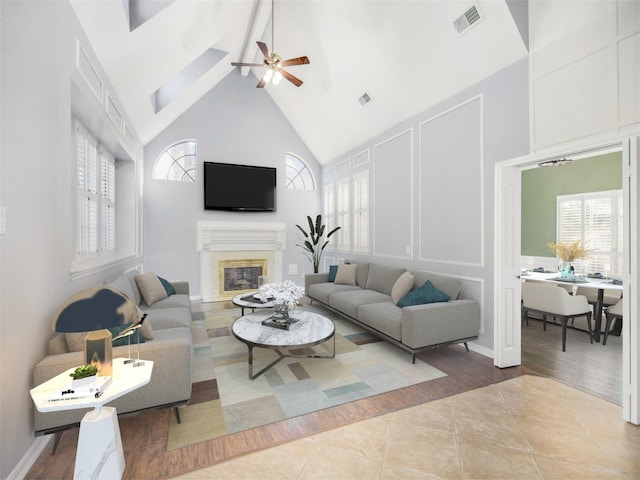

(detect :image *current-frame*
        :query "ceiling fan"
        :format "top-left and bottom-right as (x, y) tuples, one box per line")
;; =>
(231, 0), (309, 88)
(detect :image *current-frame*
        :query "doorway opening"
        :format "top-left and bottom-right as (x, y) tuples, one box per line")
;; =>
(494, 137), (638, 424)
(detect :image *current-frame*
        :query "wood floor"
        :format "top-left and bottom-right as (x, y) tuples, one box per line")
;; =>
(26, 301), (524, 480)
(521, 313), (623, 405)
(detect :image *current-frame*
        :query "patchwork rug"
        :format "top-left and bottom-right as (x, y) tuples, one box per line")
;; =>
(166, 304), (446, 450)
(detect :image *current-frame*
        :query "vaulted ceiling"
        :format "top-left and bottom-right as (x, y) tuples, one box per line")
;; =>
(69, 0), (529, 164)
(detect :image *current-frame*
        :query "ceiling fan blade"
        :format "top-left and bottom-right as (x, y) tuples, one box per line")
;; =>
(231, 62), (264, 67)
(256, 41), (272, 62)
(281, 56), (310, 67)
(279, 68), (303, 87)
(256, 77), (267, 88)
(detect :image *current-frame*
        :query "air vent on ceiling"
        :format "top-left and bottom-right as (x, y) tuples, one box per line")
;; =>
(453, 4), (483, 35)
(358, 91), (373, 107)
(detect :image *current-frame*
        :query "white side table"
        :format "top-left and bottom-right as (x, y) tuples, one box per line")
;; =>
(30, 357), (153, 479)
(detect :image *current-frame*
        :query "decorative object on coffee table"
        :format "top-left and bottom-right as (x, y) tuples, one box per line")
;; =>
(259, 280), (304, 329)
(296, 214), (341, 273)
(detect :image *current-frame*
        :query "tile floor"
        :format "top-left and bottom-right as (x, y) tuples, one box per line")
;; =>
(173, 375), (638, 480)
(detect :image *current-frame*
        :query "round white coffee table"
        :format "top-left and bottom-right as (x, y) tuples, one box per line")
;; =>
(232, 292), (275, 316)
(232, 310), (335, 379)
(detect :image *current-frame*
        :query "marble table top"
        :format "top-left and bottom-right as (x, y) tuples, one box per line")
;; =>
(232, 310), (335, 348)
(232, 292), (274, 308)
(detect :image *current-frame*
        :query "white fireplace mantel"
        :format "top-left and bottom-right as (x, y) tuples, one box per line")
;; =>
(196, 221), (286, 252)
(196, 221), (287, 301)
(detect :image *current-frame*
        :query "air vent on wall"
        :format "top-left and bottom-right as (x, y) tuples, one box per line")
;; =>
(358, 91), (373, 107)
(453, 4), (483, 35)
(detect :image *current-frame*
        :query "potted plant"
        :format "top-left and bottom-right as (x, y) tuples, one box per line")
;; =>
(69, 364), (99, 388)
(296, 215), (341, 273)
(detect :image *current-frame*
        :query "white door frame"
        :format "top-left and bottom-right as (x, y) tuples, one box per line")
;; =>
(494, 136), (638, 424)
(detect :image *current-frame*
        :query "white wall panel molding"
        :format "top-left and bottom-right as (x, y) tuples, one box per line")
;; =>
(618, 32), (640, 128)
(352, 149), (370, 168)
(530, 0), (638, 152)
(372, 128), (414, 259)
(419, 95), (484, 267)
(76, 40), (103, 105)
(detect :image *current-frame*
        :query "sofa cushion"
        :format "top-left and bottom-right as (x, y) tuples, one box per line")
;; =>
(142, 293), (191, 311)
(410, 270), (462, 300)
(65, 332), (87, 352)
(334, 264), (357, 285)
(107, 274), (138, 305)
(391, 272), (415, 304)
(142, 306), (192, 330)
(365, 264), (406, 295)
(355, 263), (370, 288)
(398, 280), (451, 307)
(357, 301), (403, 341)
(308, 283), (361, 304)
(135, 272), (168, 307)
(329, 289), (391, 319)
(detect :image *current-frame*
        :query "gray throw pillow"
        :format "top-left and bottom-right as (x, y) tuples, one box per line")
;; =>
(391, 272), (415, 304)
(334, 264), (357, 286)
(135, 272), (168, 306)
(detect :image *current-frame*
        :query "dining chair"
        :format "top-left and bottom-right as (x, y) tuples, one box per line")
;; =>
(603, 298), (623, 346)
(521, 282), (593, 351)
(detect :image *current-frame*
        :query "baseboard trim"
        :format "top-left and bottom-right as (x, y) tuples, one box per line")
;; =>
(468, 342), (494, 359)
(8, 435), (51, 480)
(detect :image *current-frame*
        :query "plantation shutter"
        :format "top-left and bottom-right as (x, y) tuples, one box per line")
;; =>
(352, 172), (369, 251)
(557, 190), (623, 275)
(76, 122), (98, 256)
(336, 179), (350, 250)
(100, 147), (116, 253)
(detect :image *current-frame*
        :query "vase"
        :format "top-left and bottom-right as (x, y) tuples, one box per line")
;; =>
(273, 300), (290, 321)
(559, 260), (573, 278)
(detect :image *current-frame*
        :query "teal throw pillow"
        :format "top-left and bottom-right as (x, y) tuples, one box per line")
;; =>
(158, 276), (176, 296)
(328, 265), (339, 282)
(109, 322), (146, 347)
(397, 280), (451, 308)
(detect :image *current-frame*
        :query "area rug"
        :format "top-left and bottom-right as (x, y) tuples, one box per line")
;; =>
(166, 304), (446, 450)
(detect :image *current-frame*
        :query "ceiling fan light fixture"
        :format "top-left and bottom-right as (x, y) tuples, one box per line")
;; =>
(263, 69), (274, 83)
(272, 70), (283, 85)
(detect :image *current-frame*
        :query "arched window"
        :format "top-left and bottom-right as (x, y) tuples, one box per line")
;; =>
(152, 140), (197, 181)
(285, 153), (315, 190)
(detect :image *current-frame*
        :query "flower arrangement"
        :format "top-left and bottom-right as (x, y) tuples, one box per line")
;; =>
(546, 240), (590, 262)
(259, 280), (305, 306)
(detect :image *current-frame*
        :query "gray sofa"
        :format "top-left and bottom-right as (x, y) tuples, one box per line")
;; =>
(305, 262), (479, 362)
(32, 271), (193, 443)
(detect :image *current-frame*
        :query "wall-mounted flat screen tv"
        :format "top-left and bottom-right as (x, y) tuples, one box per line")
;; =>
(204, 162), (276, 212)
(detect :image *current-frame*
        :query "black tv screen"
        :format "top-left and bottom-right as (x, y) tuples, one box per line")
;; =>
(204, 162), (276, 211)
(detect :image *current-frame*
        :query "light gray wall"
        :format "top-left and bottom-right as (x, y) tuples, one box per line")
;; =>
(143, 70), (322, 293)
(323, 58), (529, 351)
(0, 2), (143, 477)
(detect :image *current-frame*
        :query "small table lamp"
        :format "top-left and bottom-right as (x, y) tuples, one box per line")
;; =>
(52, 287), (137, 376)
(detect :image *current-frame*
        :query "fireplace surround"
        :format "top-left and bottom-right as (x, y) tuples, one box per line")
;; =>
(196, 221), (286, 302)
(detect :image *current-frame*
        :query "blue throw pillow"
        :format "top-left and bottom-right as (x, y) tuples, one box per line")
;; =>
(397, 280), (451, 308)
(158, 276), (176, 296)
(328, 265), (339, 282)
(110, 322), (145, 347)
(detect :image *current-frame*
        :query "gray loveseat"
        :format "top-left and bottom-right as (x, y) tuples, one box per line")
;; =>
(32, 271), (193, 444)
(305, 262), (479, 362)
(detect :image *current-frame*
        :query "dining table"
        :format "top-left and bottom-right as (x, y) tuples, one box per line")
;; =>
(521, 270), (624, 342)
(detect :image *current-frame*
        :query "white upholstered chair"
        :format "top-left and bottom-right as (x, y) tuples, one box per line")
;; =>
(521, 281), (593, 351)
(603, 298), (623, 346)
